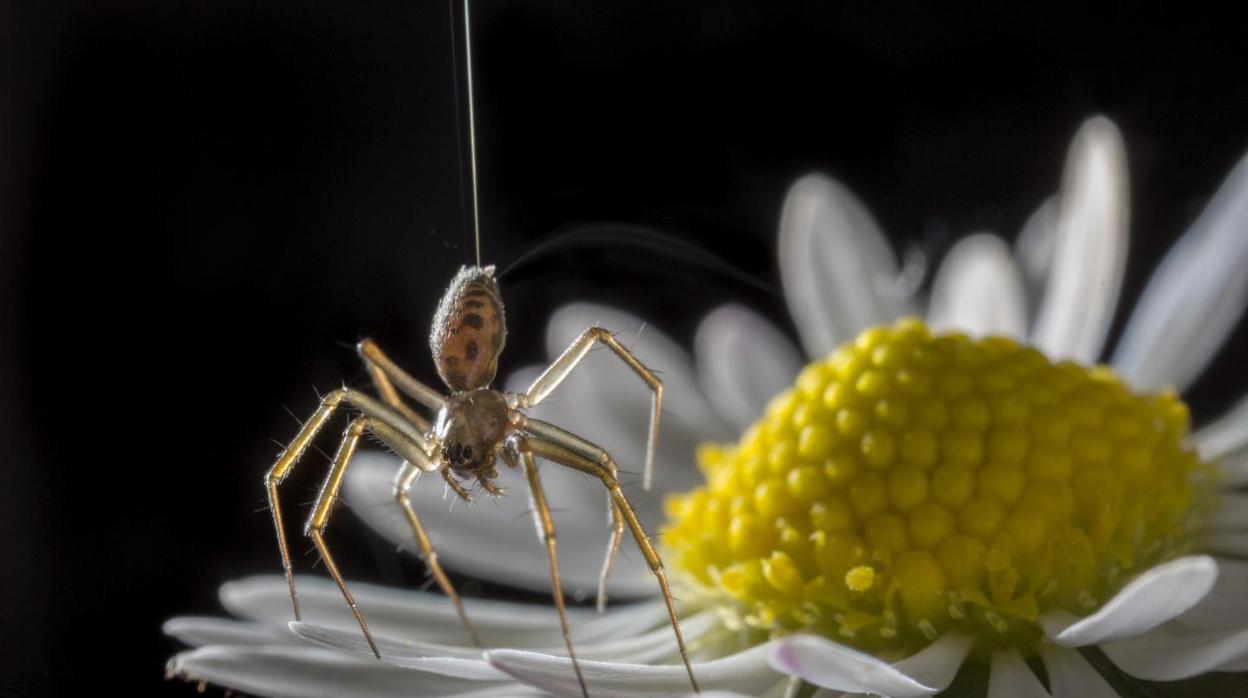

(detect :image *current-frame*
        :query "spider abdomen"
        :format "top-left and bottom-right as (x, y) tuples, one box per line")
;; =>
(430, 265), (507, 392)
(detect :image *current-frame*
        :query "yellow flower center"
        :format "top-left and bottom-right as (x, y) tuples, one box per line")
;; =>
(662, 318), (1211, 656)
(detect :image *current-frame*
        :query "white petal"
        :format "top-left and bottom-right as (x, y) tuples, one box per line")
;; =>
(1178, 558), (1248, 631)
(292, 620), (492, 660)
(167, 645), (522, 698)
(221, 573), (665, 647)
(1014, 196), (1059, 312)
(487, 642), (784, 698)
(1191, 392), (1248, 462)
(223, 572), (574, 641)
(778, 173), (904, 357)
(689, 681), (794, 698)
(1038, 646), (1118, 698)
(548, 610), (718, 664)
(768, 633), (969, 697)
(1112, 153), (1248, 391)
(293, 610), (716, 666)
(695, 304), (803, 430)
(163, 616), (295, 648)
(1206, 492), (1248, 529)
(987, 649), (1050, 698)
(927, 233), (1028, 339)
(1030, 117), (1129, 364)
(1102, 621), (1248, 680)
(291, 622), (507, 679)
(1040, 555), (1218, 646)
(343, 450), (658, 598)
(890, 632), (974, 692)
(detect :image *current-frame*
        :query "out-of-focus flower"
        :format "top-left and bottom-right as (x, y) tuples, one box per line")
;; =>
(167, 117), (1248, 697)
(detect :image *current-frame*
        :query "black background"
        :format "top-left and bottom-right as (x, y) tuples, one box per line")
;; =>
(5, 1), (1248, 695)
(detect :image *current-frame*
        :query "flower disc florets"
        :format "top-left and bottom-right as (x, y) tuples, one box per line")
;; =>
(662, 319), (1210, 656)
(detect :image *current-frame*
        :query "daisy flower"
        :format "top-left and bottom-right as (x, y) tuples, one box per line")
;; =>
(166, 116), (1248, 697)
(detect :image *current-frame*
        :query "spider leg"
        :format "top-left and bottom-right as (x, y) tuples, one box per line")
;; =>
(520, 326), (664, 491)
(394, 461), (481, 646)
(304, 415), (434, 658)
(442, 469), (474, 502)
(514, 418), (624, 612)
(265, 388), (425, 623)
(599, 496), (626, 613)
(477, 474), (505, 498)
(358, 337), (446, 430)
(356, 340), (480, 620)
(507, 435), (590, 698)
(521, 418), (701, 693)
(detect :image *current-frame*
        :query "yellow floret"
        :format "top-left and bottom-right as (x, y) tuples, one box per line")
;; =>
(661, 319), (1209, 656)
(845, 565), (876, 592)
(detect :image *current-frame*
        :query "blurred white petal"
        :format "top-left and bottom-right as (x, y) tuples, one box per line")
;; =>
(779, 174), (904, 357)
(1014, 196), (1059, 315)
(344, 450), (659, 599)
(768, 633), (969, 697)
(292, 610), (716, 666)
(1112, 153), (1248, 391)
(1192, 392), (1248, 465)
(1207, 492), (1248, 529)
(1215, 450), (1248, 487)
(1102, 622), (1248, 680)
(508, 362), (706, 501)
(987, 648), (1050, 698)
(927, 233), (1028, 338)
(1030, 117), (1129, 363)
(487, 642), (784, 698)
(291, 621), (503, 668)
(1040, 555), (1217, 646)
(222, 573), (663, 647)
(1038, 646), (1119, 698)
(168, 645), (521, 698)
(528, 303), (731, 496)
(163, 616), (295, 648)
(695, 304), (803, 430)
(1178, 558), (1248, 631)
(543, 303), (734, 444)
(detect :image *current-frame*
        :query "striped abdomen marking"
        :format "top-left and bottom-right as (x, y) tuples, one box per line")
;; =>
(430, 265), (507, 392)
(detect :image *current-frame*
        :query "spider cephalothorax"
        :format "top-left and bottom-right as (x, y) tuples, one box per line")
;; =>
(433, 388), (508, 476)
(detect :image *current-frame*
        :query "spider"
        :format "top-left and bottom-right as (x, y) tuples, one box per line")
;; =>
(264, 264), (700, 697)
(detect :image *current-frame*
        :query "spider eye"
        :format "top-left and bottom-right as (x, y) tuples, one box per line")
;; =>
(463, 446), (473, 459)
